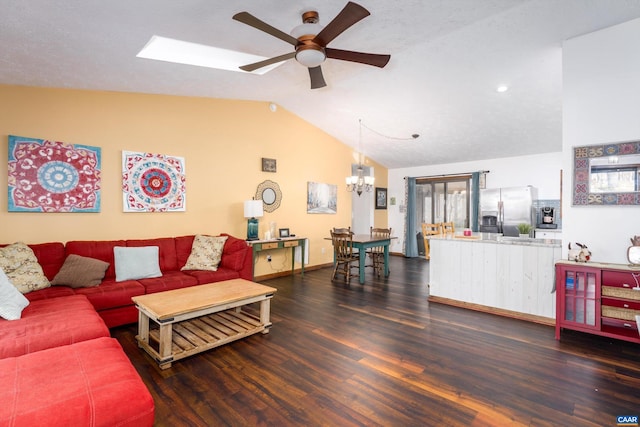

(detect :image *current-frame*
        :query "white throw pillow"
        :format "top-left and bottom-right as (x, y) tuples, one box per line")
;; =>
(113, 246), (162, 282)
(0, 267), (30, 320)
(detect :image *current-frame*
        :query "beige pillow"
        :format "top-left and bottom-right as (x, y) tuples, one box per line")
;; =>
(0, 242), (50, 294)
(51, 254), (110, 288)
(181, 235), (228, 271)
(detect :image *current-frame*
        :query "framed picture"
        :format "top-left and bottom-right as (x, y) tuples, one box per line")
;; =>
(262, 158), (277, 172)
(121, 151), (186, 212)
(307, 182), (337, 214)
(375, 187), (387, 210)
(279, 228), (290, 238)
(8, 135), (102, 212)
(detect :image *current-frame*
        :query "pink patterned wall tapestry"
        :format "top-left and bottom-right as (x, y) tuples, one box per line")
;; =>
(7, 135), (101, 212)
(122, 151), (186, 212)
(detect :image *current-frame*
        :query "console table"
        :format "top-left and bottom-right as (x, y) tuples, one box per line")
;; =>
(247, 237), (306, 280)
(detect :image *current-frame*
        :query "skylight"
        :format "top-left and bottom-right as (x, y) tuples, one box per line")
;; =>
(136, 35), (284, 75)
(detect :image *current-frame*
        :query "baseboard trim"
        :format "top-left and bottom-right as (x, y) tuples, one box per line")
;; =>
(427, 296), (555, 326)
(254, 263), (332, 282)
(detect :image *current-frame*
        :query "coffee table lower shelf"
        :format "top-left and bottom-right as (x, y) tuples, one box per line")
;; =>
(136, 308), (267, 369)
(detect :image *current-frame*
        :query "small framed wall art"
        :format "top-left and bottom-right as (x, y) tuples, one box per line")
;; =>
(375, 187), (388, 210)
(279, 228), (290, 238)
(261, 158), (277, 172)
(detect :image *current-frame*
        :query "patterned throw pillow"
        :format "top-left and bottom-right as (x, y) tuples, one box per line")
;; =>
(181, 235), (228, 271)
(51, 254), (110, 288)
(0, 242), (50, 294)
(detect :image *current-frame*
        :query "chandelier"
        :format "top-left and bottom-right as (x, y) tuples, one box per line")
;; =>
(346, 119), (374, 196)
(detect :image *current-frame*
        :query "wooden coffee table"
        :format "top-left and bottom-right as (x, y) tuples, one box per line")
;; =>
(132, 278), (276, 369)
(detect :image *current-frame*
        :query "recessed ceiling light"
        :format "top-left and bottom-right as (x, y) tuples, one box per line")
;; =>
(136, 35), (284, 75)
(496, 85), (509, 93)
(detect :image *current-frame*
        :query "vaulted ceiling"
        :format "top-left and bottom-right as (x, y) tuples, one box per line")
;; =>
(2, 1), (640, 168)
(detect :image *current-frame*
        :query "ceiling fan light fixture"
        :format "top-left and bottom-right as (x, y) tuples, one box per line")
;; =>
(295, 44), (326, 67)
(290, 22), (324, 39)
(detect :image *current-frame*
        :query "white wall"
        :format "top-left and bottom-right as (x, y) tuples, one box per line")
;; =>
(388, 152), (562, 253)
(563, 18), (640, 264)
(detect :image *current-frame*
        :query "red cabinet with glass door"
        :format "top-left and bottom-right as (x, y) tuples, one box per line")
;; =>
(555, 260), (640, 344)
(555, 263), (600, 339)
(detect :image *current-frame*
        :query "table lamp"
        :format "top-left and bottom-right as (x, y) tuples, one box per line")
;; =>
(244, 199), (263, 241)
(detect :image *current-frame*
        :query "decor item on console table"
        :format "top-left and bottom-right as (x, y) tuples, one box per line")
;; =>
(248, 236), (306, 280)
(567, 242), (591, 262)
(244, 199), (263, 241)
(628, 235), (640, 266)
(555, 260), (640, 344)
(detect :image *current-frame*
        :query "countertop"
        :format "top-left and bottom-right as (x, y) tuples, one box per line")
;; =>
(427, 232), (562, 248)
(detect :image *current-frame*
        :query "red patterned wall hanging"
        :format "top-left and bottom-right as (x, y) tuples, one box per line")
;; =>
(7, 135), (101, 212)
(122, 151), (186, 212)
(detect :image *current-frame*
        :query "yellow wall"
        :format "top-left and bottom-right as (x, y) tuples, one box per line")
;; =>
(0, 84), (387, 276)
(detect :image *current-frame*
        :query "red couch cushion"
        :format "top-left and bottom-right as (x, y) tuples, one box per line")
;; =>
(65, 240), (126, 280)
(24, 285), (75, 302)
(184, 268), (240, 284)
(126, 237), (179, 272)
(0, 337), (155, 427)
(0, 295), (109, 359)
(219, 233), (249, 271)
(73, 278), (145, 311)
(137, 270), (198, 294)
(174, 235), (195, 268)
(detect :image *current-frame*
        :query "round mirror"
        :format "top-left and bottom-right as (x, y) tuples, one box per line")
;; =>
(255, 180), (282, 212)
(262, 188), (276, 205)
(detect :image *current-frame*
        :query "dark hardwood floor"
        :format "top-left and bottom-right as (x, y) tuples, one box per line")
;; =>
(112, 257), (640, 427)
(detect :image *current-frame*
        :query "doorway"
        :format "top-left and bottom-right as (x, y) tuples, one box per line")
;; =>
(416, 175), (470, 229)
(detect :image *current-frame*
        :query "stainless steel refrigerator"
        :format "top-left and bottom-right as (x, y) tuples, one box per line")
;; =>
(478, 186), (538, 235)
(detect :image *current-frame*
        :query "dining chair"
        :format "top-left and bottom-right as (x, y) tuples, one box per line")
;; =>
(330, 230), (359, 282)
(333, 227), (358, 257)
(442, 222), (455, 234)
(332, 227), (353, 234)
(368, 227), (392, 276)
(421, 223), (443, 260)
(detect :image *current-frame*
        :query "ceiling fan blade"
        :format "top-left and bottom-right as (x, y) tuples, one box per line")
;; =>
(240, 52), (295, 72)
(309, 66), (327, 89)
(326, 48), (390, 68)
(233, 11), (299, 46)
(313, 2), (370, 47)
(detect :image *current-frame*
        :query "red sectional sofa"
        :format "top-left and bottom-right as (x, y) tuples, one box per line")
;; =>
(20, 233), (253, 327)
(0, 294), (155, 426)
(0, 234), (252, 426)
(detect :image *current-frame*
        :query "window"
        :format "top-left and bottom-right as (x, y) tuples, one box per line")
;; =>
(590, 166), (638, 193)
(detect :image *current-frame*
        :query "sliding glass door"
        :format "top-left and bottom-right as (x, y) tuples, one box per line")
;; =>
(416, 175), (470, 230)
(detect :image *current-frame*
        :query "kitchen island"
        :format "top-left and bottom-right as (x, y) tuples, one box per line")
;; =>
(427, 233), (562, 325)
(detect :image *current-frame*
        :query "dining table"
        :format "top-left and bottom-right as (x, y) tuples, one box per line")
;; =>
(329, 233), (395, 284)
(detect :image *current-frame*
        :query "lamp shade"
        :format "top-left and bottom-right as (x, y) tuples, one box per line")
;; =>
(244, 200), (264, 218)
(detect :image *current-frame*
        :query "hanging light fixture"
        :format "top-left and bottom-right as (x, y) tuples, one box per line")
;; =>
(346, 119), (374, 196)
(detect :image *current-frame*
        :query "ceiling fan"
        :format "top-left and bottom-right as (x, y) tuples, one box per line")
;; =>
(233, 1), (391, 89)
